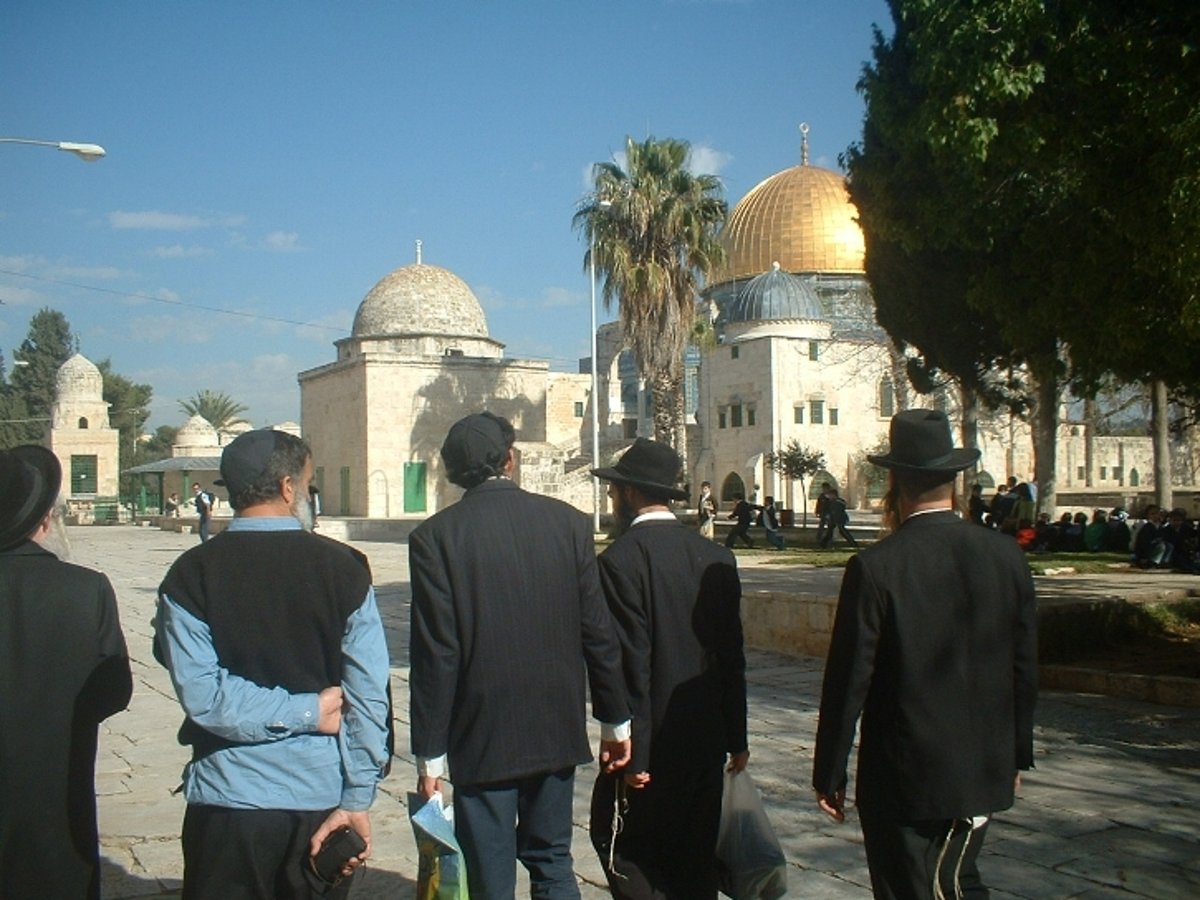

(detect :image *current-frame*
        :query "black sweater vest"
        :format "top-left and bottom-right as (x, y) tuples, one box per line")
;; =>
(160, 528), (371, 755)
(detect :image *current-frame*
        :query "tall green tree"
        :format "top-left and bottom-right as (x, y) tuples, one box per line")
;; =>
(179, 389), (249, 433)
(6, 308), (76, 445)
(764, 441), (826, 528)
(848, 0), (1200, 512)
(574, 136), (727, 467)
(97, 360), (153, 497)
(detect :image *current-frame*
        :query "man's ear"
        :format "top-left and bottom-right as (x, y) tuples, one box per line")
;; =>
(279, 474), (296, 505)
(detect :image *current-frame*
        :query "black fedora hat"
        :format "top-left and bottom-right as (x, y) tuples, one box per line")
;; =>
(867, 409), (980, 474)
(592, 438), (688, 501)
(0, 445), (62, 550)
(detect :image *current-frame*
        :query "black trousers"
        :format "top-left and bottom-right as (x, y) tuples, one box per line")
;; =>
(181, 805), (353, 900)
(859, 810), (990, 900)
(589, 761), (723, 900)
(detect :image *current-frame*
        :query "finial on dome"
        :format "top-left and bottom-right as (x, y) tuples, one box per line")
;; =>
(799, 123), (810, 166)
(415, 239), (423, 265)
(772, 261), (781, 271)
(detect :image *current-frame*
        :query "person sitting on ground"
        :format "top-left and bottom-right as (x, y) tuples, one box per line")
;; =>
(1132, 505), (1170, 568)
(1032, 512), (1058, 552)
(1161, 508), (1198, 573)
(1061, 512), (1088, 553)
(1083, 509), (1108, 553)
(1105, 508), (1133, 554)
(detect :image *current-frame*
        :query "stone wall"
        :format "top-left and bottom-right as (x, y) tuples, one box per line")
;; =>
(740, 591), (837, 659)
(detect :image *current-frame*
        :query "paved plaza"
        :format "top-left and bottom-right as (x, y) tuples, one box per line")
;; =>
(62, 525), (1200, 899)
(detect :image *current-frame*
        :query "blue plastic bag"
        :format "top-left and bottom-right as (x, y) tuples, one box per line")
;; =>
(408, 792), (470, 900)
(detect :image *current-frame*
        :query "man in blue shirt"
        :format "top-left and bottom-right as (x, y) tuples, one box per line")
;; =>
(157, 429), (390, 899)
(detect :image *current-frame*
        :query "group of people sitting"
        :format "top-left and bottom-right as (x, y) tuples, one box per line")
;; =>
(969, 477), (1199, 571)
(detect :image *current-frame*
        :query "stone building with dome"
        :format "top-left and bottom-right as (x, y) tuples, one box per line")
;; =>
(47, 352), (120, 512)
(299, 245), (594, 519)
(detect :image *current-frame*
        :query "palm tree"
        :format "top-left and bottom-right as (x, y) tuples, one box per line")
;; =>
(574, 136), (727, 469)
(179, 389), (250, 433)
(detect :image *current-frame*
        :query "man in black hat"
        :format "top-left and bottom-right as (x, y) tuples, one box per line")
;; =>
(590, 438), (748, 899)
(812, 409), (1038, 898)
(0, 445), (132, 899)
(155, 429), (390, 898)
(408, 411), (631, 898)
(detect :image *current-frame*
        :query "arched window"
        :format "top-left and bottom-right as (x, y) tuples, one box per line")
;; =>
(878, 378), (895, 418)
(809, 471), (839, 500)
(78, 417), (89, 429)
(1130, 468), (1140, 487)
(974, 470), (997, 491)
(720, 472), (745, 503)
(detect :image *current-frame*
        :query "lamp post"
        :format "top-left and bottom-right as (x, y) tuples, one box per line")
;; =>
(0, 137), (106, 161)
(589, 199), (615, 534)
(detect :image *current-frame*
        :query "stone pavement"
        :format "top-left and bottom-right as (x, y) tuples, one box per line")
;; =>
(61, 525), (1200, 899)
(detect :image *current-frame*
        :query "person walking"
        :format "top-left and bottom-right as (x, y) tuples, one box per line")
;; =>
(156, 430), (391, 898)
(191, 481), (213, 542)
(408, 411), (631, 898)
(813, 409), (1038, 899)
(590, 438), (748, 899)
(818, 489), (858, 549)
(697, 480), (718, 539)
(1, 445), (133, 899)
(761, 495), (786, 550)
(724, 493), (758, 548)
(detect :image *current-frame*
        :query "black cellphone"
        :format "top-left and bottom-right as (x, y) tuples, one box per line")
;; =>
(311, 825), (367, 884)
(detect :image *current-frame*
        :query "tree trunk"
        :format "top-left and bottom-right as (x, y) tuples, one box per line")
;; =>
(1030, 370), (1059, 517)
(959, 383), (979, 501)
(649, 370), (686, 471)
(1083, 396), (1097, 488)
(1151, 379), (1172, 510)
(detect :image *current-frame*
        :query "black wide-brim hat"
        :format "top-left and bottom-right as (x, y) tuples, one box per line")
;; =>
(0, 445), (62, 550)
(592, 437), (689, 501)
(867, 409), (980, 473)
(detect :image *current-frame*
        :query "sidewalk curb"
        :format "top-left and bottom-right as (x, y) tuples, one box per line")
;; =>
(1040, 665), (1200, 707)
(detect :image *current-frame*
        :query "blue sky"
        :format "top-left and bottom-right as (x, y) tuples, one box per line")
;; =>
(1, 0), (892, 430)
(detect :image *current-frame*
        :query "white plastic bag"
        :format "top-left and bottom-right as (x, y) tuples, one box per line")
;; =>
(715, 770), (787, 899)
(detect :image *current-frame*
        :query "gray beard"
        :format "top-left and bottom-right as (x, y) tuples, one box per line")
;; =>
(291, 495), (315, 532)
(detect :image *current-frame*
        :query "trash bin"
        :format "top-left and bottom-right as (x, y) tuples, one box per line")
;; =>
(780, 508), (795, 528)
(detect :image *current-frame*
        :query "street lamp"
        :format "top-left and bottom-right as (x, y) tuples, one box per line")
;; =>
(0, 137), (106, 161)
(589, 199), (612, 535)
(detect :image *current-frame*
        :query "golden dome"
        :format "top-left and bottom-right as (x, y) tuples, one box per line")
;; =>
(720, 164), (865, 279)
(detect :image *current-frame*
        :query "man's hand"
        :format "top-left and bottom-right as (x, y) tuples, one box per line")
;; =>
(726, 750), (750, 773)
(308, 808), (371, 876)
(417, 775), (441, 801)
(816, 789), (845, 824)
(599, 738), (631, 773)
(316, 686), (344, 735)
(623, 771), (651, 789)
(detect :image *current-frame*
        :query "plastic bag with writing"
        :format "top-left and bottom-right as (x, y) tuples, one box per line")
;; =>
(408, 792), (470, 900)
(715, 770), (787, 899)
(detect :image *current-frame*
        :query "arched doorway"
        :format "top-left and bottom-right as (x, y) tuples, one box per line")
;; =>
(720, 472), (746, 503)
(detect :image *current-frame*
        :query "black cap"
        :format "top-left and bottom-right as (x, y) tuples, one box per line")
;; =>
(0, 445), (62, 550)
(441, 412), (512, 477)
(217, 429), (286, 496)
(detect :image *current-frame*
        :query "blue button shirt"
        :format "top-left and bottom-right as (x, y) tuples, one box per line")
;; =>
(157, 517), (390, 811)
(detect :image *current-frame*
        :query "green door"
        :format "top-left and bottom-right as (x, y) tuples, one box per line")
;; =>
(403, 462), (426, 513)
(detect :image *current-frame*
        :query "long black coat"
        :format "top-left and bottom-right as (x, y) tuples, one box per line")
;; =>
(1, 541), (132, 899)
(408, 478), (629, 786)
(813, 511), (1038, 821)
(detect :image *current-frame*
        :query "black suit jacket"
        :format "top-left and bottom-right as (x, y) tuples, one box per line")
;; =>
(813, 511), (1037, 821)
(408, 478), (629, 786)
(1, 541), (132, 899)
(598, 519), (747, 773)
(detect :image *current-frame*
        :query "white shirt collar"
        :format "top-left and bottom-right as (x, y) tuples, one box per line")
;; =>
(631, 510), (678, 526)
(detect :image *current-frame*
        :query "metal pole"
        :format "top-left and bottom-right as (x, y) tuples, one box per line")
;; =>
(590, 229), (601, 534)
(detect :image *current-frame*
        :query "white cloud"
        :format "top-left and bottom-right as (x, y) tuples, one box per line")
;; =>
(153, 244), (211, 259)
(541, 287), (578, 309)
(688, 144), (733, 176)
(0, 284), (45, 307)
(474, 284), (528, 312)
(263, 231), (302, 252)
(110, 210), (210, 231)
(0, 255), (39, 273)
